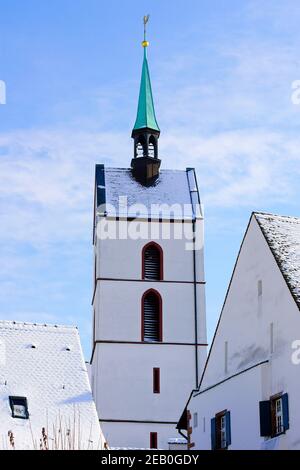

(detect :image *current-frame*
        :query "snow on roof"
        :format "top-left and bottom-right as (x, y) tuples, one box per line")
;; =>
(255, 212), (300, 308)
(96, 167), (201, 219)
(168, 438), (187, 444)
(0, 321), (104, 450)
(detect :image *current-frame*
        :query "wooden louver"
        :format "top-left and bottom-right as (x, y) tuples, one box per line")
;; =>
(144, 245), (161, 280)
(143, 292), (160, 342)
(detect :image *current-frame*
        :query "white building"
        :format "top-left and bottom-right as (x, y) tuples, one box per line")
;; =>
(90, 35), (207, 449)
(179, 212), (300, 450)
(0, 321), (106, 450)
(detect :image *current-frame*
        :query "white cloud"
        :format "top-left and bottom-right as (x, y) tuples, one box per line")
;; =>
(161, 129), (300, 207)
(0, 129), (130, 247)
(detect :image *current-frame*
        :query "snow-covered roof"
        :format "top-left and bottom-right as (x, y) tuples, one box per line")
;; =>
(0, 321), (104, 450)
(255, 212), (300, 309)
(95, 166), (202, 219)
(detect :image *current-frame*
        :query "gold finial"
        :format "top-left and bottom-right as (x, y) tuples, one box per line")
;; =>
(142, 14), (150, 47)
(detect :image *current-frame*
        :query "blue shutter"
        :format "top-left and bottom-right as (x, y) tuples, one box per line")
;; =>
(259, 400), (271, 436)
(282, 393), (289, 431)
(225, 411), (231, 447)
(211, 418), (216, 450)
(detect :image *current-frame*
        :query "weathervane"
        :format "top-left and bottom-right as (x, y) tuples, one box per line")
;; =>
(142, 14), (150, 48)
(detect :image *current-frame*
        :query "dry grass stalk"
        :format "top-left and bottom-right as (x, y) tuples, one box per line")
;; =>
(1, 407), (104, 450)
(8, 431), (15, 450)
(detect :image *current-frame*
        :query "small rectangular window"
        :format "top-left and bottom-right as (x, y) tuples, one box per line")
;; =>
(193, 412), (198, 428)
(150, 432), (158, 449)
(9, 396), (29, 419)
(153, 368), (160, 394)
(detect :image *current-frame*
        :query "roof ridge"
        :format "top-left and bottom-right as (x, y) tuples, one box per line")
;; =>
(105, 167), (187, 173)
(254, 211), (300, 222)
(0, 320), (78, 330)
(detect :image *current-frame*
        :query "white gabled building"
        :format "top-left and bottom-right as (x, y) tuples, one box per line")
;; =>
(90, 32), (207, 449)
(0, 321), (106, 450)
(180, 212), (300, 450)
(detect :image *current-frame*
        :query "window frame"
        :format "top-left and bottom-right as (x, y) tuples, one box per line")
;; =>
(270, 393), (285, 437)
(141, 289), (163, 343)
(153, 367), (160, 394)
(9, 396), (29, 420)
(150, 432), (158, 449)
(211, 410), (231, 450)
(216, 410), (228, 450)
(136, 135), (146, 157)
(142, 242), (163, 281)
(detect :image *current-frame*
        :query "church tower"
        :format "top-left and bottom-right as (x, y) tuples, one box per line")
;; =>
(90, 18), (207, 449)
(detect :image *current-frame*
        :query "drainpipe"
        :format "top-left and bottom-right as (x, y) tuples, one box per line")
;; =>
(192, 218), (199, 388)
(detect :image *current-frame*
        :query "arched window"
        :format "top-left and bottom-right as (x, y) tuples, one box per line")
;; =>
(142, 290), (162, 342)
(136, 136), (146, 157)
(149, 135), (157, 158)
(142, 242), (163, 281)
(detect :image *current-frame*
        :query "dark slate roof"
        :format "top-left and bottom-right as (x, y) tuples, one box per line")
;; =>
(255, 212), (300, 309)
(95, 165), (202, 220)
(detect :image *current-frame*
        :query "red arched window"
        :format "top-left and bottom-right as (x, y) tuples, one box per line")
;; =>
(142, 242), (163, 281)
(141, 289), (162, 342)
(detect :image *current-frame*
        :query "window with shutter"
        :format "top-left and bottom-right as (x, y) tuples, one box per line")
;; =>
(259, 393), (289, 438)
(212, 410), (231, 450)
(142, 290), (162, 342)
(142, 243), (163, 281)
(271, 393), (289, 436)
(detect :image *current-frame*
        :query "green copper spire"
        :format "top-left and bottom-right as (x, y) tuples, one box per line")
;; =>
(133, 27), (160, 133)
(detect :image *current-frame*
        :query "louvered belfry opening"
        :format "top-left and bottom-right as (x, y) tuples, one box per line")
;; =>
(143, 244), (161, 280)
(143, 291), (161, 342)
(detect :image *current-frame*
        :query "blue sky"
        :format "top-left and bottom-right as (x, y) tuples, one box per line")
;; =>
(1, 0), (300, 358)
